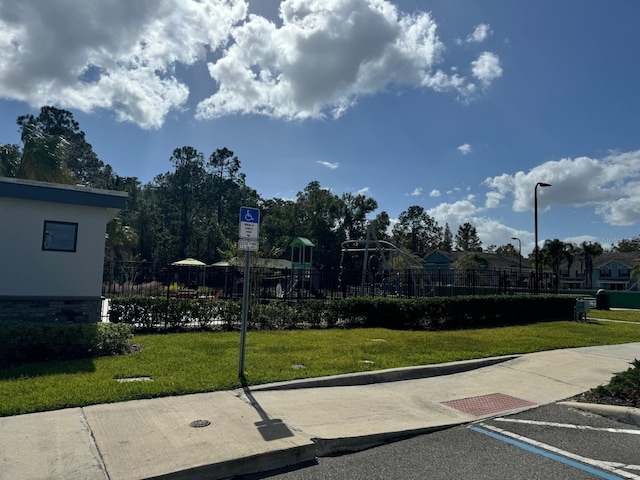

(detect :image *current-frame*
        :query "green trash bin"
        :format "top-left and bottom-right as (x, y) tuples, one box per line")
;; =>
(596, 289), (610, 310)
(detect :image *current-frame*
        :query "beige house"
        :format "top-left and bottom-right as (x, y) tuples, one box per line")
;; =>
(0, 177), (127, 322)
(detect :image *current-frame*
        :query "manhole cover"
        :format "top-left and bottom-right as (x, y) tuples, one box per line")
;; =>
(190, 419), (211, 428)
(441, 393), (536, 416)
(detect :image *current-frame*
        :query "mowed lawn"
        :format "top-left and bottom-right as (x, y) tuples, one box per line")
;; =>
(1, 312), (639, 417)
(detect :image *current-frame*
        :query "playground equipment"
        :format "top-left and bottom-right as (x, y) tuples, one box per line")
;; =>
(339, 226), (434, 297)
(285, 237), (317, 298)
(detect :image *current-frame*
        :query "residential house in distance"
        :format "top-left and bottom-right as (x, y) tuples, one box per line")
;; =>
(559, 252), (639, 291)
(423, 250), (531, 291)
(0, 177), (127, 322)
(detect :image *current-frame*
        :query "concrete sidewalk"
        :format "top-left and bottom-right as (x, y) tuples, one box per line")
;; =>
(1, 343), (639, 480)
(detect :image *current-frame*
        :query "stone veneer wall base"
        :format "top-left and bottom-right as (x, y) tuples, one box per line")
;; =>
(0, 296), (101, 323)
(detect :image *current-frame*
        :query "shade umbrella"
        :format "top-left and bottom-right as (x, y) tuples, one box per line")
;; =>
(171, 258), (207, 267)
(170, 258), (207, 296)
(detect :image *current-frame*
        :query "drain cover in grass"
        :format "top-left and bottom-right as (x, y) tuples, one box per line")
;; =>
(115, 376), (153, 383)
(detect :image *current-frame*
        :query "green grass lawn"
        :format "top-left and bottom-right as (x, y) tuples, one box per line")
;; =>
(589, 309), (640, 322)
(1, 319), (640, 417)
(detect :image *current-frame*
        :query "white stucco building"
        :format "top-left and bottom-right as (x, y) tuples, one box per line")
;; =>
(0, 177), (127, 322)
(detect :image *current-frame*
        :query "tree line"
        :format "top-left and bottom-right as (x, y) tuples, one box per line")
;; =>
(2, 106), (639, 273)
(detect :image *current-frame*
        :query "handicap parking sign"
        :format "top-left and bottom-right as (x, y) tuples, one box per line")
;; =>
(239, 207), (260, 239)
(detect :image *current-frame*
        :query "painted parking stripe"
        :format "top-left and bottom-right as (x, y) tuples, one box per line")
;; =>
(494, 417), (640, 435)
(470, 424), (640, 480)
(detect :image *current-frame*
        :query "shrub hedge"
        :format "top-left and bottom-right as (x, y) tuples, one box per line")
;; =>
(108, 295), (575, 333)
(0, 322), (133, 368)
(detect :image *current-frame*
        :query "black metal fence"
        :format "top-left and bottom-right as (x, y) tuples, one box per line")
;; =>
(103, 260), (558, 300)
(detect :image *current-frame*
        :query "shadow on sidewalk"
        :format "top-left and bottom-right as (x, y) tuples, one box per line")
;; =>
(241, 377), (294, 442)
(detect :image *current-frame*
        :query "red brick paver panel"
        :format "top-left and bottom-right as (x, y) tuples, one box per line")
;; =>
(441, 393), (537, 416)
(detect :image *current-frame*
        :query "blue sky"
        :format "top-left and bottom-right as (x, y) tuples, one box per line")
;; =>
(1, 0), (639, 255)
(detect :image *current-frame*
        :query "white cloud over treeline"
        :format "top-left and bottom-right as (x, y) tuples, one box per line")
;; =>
(423, 149), (640, 254)
(0, 0), (503, 129)
(483, 149), (640, 227)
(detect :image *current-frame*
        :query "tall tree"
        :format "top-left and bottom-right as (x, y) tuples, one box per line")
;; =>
(455, 222), (482, 252)
(440, 223), (453, 251)
(260, 198), (299, 257)
(495, 243), (520, 258)
(16, 106), (115, 187)
(295, 181), (344, 268)
(369, 211), (391, 242)
(156, 146), (207, 259)
(540, 239), (573, 291)
(340, 192), (378, 241)
(391, 205), (442, 258)
(614, 236), (640, 252)
(208, 147), (242, 226)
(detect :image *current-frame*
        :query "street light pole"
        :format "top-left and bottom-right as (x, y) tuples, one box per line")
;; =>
(511, 237), (521, 287)
(534, 182), (552, 294)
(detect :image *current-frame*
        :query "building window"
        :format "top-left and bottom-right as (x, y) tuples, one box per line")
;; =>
(42, 221), (78, 252)
(620, 269), (631, 278)
(600, 269), (611, 278)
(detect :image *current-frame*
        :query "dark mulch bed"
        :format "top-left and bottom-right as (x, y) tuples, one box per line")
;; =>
(570, 390), (639, 408)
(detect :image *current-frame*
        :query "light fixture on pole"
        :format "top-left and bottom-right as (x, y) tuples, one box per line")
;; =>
(534, 182), (552, 293)
(511, 237), (521, 287)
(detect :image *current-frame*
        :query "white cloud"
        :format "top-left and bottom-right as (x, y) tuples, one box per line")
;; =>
(197, 0), (481, 120)
(318, 160), (339, 169)
(428, 199), (479, 224)
(426, 200), (536, 254)
(466, 24), (492, 43)
(423, 148), (640, 255)
(0, 0), (247, 129)
(357, 187), (370, 195)
(457, 143), (472, 155)
(409, 187), (423, 196)
(565, 235), (599, 246)
(484, 149), (640, 226)
(430, 189), (441, 197)
(471, 52), (502, 87)
(485, 191), (504, 209)
(0, 0), (503, 128)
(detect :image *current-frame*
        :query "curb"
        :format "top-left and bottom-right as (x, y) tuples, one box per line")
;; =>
(248, 355), (520, 391)
(151, 444), (317, 480)
(211, 356), (520, 478)
(311, 423), (460, 457)
(559, 401), (640, 427)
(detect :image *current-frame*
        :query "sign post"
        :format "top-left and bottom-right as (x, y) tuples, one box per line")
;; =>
(238, 207), (260, 377)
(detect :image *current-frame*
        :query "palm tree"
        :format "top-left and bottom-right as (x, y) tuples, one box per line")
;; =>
(2, 126), (76, 184)
(16, 127), (76, 184)
(541, 239), (573, 292)
(0, 144), (21, 177)
(580, 241), (603, 289)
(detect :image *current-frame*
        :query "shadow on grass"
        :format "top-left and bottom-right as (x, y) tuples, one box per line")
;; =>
(0, 357), (96, 380)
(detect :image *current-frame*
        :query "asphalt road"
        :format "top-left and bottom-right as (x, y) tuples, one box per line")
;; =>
(247, 403), (640, 480)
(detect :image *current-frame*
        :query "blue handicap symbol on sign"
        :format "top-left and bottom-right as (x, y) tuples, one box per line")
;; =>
(240, 207), (260, 224)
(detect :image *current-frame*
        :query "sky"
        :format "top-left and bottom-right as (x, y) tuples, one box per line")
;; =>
(1, 0), (640, 256)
